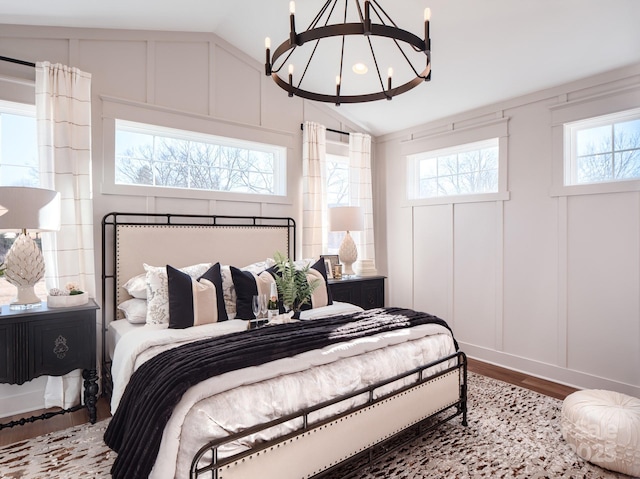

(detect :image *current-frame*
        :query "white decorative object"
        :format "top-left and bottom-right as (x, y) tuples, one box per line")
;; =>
(561, 389), (640, 477)
(0, 187), (61, 308)
(47, 292), (89, 308)
(329, 206), (364, 276)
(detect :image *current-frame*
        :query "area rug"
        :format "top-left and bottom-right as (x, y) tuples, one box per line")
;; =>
(0, 373), (632, 478)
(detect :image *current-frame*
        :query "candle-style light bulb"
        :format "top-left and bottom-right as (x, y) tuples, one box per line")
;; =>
(336, 75), (341, 86)
(289, 1), (297, 44)
(424, 7), (431, 51)
(265, 37), (271, 49)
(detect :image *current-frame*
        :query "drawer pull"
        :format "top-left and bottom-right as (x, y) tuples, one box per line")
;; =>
(53, 335), (69, 359)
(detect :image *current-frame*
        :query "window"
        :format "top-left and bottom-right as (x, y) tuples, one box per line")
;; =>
(115, 120), (286, 196)
(564, 108), (640, 186)
(0, 100), (39, 187)
(326, 153), (350, 254)
(0, 99), (44, 304)
(408, 138), (499, 199)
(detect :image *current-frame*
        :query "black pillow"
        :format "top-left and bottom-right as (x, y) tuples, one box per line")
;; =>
(230, 266), (260, 320)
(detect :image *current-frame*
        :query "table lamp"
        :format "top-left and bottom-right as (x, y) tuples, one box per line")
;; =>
(0, 187), (60, 308)
(329, 206), (364, 276)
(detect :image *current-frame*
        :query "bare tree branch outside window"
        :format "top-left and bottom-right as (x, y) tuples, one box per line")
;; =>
(416, 141), (499, 198)
(115, 123), (282, 195)
(574, 118), (640, 184)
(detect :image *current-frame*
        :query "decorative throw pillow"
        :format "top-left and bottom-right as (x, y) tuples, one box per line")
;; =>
(122, 273), (147, 299)
(117, 298), (147, 324)
(167, 265), (220, 329)
(144, 262), (213, 325)
(303, 258), (333, 310)
(220, 265), (237, 319)
(230, 266), (276, 319)
(221, 260), (276, 320)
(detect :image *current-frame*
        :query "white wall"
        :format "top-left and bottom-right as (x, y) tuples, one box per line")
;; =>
(0, 24), (360, 417)
(377, 63), (640, 397)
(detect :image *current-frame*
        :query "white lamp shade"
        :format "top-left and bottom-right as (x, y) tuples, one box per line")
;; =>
(0, 186), (61, 232)
(329, 206), (364, 232)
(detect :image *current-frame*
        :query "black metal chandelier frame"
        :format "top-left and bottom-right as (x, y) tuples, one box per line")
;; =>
(265, 0), (431, 105)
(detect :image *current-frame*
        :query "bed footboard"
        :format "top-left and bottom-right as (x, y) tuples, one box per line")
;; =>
(191, 351), (467, 479)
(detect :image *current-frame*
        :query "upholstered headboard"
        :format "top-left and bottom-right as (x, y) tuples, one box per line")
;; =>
(101, 212), (295, 369)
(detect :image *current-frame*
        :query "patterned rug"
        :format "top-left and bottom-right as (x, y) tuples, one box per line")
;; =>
(0, 373), (633, 478)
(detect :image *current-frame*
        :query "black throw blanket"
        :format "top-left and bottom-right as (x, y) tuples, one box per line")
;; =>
(104, 307), (457, 479)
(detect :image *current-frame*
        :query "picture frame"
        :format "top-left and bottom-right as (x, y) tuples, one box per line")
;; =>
(320, 254), (339, 279)
(324, 259), (333, 279)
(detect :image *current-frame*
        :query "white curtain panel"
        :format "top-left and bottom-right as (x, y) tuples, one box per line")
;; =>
(349, 132), (375, 264)
(36, 61), (96, 409)
(302, 121), (327, 259)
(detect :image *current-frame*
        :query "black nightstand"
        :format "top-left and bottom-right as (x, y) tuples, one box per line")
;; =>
(328, 275), (385, 310)
(0, 300), (99, 429)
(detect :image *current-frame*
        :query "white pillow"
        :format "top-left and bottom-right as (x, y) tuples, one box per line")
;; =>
(144, 262), (213, 325)
(220, 265), (237, 320)
(118, 298), (148, 324)
(122, 273), (147, 299)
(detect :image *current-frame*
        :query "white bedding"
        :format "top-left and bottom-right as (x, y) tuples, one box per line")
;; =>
(110, 304), (457, 479)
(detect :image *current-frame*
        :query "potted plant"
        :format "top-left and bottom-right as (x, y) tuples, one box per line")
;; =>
(272, 251), (319, 315)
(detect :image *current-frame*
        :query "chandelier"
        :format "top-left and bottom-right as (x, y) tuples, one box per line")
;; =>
(265, 0), (431, 105)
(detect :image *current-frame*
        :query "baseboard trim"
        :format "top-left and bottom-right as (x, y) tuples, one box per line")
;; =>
(460, 342), (640, 398)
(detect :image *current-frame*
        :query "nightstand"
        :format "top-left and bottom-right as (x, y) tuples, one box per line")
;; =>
(0, 300), (99, 429)
(328, 275), (385, 310)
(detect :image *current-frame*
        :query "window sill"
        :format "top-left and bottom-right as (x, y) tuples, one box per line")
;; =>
(100, 182), (293, 205)
(550, 180), (640, 197)
(403, 191), (510, 207)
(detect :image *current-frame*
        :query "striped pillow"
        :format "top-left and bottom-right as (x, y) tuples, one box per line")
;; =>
(167, 263), (226, 329)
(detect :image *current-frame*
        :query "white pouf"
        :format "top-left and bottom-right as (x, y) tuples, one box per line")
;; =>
(561, 389), (640, 477)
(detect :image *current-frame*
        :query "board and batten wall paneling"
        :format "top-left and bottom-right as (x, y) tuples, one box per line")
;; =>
(154, 41), (210, 115)
(566, 192), (640, 387)
(78, 39), (148, 102)
(452, 202), (499, 349)
(412, 204), (453, 323)
(214, 45), (261, 125)
(377, 63), (640, 396)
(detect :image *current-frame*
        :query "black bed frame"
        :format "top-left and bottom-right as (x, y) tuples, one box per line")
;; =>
(100, 212), (467, 479)
(191, 351), (468, 479)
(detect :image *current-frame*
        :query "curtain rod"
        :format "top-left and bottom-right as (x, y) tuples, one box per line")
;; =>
(300, 123), (350, 136)
(0, 56), (36, 68)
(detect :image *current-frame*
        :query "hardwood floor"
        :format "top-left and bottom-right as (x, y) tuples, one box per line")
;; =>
(467, 358), (578, 400)
(0, 396), (111, 447)
(0, 358), (578, 448)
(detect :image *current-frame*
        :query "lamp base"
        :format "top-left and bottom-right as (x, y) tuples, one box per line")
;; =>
(4, 232), (46, 308)
(10, 285), (44, 309)
(338, 231), (358, 276)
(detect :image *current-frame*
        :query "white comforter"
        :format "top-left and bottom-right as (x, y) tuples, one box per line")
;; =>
(109, 304), (457, 479)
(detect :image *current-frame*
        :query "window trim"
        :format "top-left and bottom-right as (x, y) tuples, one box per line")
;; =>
(563, 107), (640, 188)
(401, 117), (510, 206)
(550, 84), (640, 197)
(100, 95), (295, 204)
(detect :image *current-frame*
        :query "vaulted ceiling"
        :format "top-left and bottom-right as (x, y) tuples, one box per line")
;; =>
(2, 0), (639, 136)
